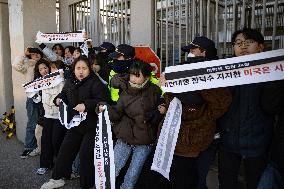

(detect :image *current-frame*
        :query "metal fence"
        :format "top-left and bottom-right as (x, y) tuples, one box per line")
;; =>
(69, 0), (284, 70)
(154, 0), (284, 69)
(69, 0), (130, 46)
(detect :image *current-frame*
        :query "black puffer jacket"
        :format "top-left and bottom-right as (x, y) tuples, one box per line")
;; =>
(261, 80), (284, 179)
(218, 83), (274, 157)
(55, 73), (110, 133)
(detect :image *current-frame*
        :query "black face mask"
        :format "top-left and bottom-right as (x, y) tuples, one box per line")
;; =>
(110, 59), (134, 73)
(186, 56), (207, 63)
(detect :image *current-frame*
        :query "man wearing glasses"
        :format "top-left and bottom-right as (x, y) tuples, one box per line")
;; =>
(218, 28), (274, 189)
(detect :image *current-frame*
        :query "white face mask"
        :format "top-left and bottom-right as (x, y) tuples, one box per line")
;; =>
(187, 52), (196, 58)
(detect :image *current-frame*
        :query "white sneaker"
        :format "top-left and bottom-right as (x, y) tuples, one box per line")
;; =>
(40, 179), (65, 189)
(70, 172), (80, 180)
(36, 167), (48, 175)
(29, 147), (40, 156)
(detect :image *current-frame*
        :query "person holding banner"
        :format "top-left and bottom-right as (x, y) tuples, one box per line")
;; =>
(39, 43), (64, 62)
(98, 60), (163, 189)
(36, 60), (66, 175)
(218, 28), (275, 189)
(261, 80), (284, 184)
(176, 36), (224, 189)
(12, 47), (44, 158)
(158, 80), (231, 189)
(40, 56), (110, 189)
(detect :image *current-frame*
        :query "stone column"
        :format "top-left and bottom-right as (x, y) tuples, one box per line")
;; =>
(0, 0), (13, 117)
(8, 0), (56, 142)
(130, 0), (155, 48)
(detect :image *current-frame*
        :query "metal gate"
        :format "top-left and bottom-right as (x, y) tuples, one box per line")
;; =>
(69, 0), (131, 46)
(154, 0), (284, 70)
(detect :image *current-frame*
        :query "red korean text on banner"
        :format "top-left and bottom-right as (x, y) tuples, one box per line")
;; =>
(135, 46), (161, 78)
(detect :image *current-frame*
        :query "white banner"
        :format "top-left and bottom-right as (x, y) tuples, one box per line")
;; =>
(58, 100), (87, 129)
(94, 107), (115, 189)
(162, 49), (284, 93)
(80, 41), (89, 56)
(23, 70), (64, 93)
(151, 98), (182, 180)
(35, 30), (85, 43)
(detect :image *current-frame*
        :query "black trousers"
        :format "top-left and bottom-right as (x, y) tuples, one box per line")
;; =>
(135, 149), (171, 189)
(169, 155), (199, 189)
(52, 128), (96, 189)
(40, 118), (66, 168)
(218, 149), (268, 189)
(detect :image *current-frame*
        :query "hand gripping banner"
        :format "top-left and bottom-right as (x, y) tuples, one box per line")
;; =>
(162, 49), (284, 93)
(35, 30), (85, 43)
(94, 106), (115, 189)
(151, 98), (182, 180)
(58, 101), (87, 130)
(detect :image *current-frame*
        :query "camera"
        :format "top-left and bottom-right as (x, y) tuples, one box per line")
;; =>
(28, 48), (39, 53)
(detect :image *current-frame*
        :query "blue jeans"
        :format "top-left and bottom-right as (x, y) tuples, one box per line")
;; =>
(114, 139), (152, 189)
(72, 153), (80, 173)
(24, 98), (39, 150)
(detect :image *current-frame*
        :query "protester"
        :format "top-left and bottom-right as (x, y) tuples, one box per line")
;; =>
(73, 47), (82, 59)
(158, 69), (231, 189)
(261, 80), (284, 181)
(180, 36), (222, 189)
(40, 56), (110, 189)
(137, 36), (228, 189)
(36, 60), (66, 175)
(108, 44), (137, 103)
(98, 60), (163, 189)
(27, 59), (51, 157)
(218, 28), (275, 189)
(93, 42), (115, 58)
(64, 46), (75, 66)
(39, 43), (64, 62)
(88, 52), (110, 84)
(12, 47), (44, 158)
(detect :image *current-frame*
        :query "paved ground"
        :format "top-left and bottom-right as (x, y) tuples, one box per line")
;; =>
(0, 132), (221, 189)
(0, 133), (79, 189)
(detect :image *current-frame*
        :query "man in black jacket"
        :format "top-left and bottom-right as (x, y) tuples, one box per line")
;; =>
(262, 80), (284, 181)
(218, 28), (275, 189)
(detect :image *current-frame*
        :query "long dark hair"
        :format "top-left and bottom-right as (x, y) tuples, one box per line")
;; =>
(50, 60), (65, 70)
(34, 59), (50, 79)
(52, 44), (65, 57)
(89, 52), (110, 82)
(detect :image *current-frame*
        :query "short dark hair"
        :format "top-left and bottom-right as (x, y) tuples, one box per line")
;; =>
(232, 28), (264, 45)
(129, 60), (152, 78)
(72, 56), (92, 73)
(34, 59), (50, 79)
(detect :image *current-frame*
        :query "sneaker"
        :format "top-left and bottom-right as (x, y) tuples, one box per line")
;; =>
(37, 167), (48, 175)
(70, 172), (80, 180)
(29, 147), (41, 156)
(20, 149), (32, 159)
(40, 179), (65, 189)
